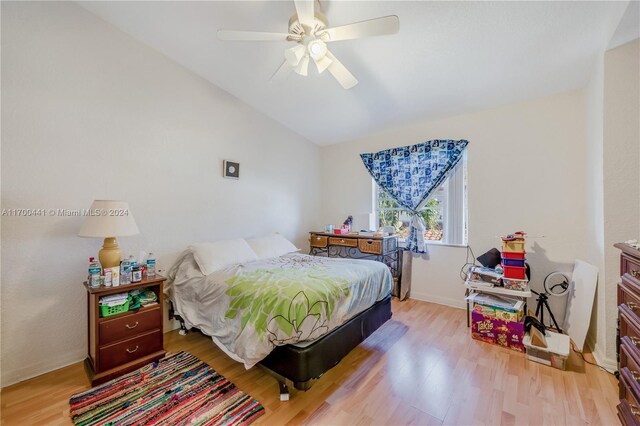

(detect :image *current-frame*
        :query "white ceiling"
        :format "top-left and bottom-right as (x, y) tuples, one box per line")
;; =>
(78, 1), (630, 145)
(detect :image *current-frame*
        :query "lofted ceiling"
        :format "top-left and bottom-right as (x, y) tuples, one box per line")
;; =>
(78, 1), (629, 145)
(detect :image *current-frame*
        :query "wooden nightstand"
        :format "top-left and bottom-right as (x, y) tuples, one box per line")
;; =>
(83, 275), (166, 386)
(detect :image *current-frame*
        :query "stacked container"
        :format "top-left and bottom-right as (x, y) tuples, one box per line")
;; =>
(501, 232), (528, 290)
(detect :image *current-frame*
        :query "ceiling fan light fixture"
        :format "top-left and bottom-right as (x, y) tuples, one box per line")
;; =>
(308, 39), (327, 59)
(285, 44), (306, 66)
(294, 55), (310, 76)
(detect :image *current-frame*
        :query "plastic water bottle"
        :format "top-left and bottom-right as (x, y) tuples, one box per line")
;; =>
(146, 253), (156, 278)
(88, 257), (101, 287)
(121, 258), (131, 285)
(128, 255), (136, 283)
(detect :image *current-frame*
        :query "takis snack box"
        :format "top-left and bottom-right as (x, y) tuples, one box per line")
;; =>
(471, 311), (525, 352)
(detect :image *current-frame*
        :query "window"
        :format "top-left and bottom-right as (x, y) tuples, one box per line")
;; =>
(374, 155), (467, 245)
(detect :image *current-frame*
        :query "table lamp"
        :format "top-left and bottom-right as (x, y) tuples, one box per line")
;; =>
(78, 200), (139, 269)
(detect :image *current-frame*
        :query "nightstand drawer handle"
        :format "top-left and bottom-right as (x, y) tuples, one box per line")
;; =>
(125, 321), (139, 329)
(633, 270), (640, 279)
(631, 337), (640, 347)
(631, 404), (640, 417)
(628, 302), (639, 311)
(126, 345), (139, 354)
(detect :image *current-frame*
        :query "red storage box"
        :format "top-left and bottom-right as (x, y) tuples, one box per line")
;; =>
(502, 251), (526, 259)
(502, 258), (526, 267)
(333, 228), (349, 235)
(471, 311), (525, 352)
(503, 265), (527, 280)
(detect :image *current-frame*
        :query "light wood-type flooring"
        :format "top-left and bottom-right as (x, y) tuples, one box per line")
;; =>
(0, 298), (619, 425)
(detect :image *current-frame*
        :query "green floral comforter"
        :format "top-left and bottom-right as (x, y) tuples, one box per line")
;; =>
(166, 253), (393, 368)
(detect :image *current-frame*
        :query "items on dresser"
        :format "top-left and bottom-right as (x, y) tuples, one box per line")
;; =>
(615, 242), (640, 425)
(84, 275), (165, 386)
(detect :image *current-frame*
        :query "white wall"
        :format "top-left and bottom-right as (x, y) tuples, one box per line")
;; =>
(320, 91), (588, 316)
(0, 2), (321, 387)
(601, 39), (640, 362)
(584, 54), (608, 366)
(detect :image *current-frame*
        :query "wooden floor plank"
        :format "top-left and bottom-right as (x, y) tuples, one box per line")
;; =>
(0, 298), (619, 425)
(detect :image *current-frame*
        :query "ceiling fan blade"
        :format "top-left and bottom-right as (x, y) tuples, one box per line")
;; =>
(217, 30), (292, 41)
(270, 60), (292, 82)
(294, 0), (315, 29)
(325, 51), (358, 89)
(321, 15), (399, 42)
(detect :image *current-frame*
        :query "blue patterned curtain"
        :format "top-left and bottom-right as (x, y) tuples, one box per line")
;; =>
(360, 139), (468, 253)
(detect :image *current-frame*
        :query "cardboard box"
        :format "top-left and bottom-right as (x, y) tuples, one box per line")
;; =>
(523, 330), (570, 370)
(471, 311), (525, 352)
(473, 303), (524, 322)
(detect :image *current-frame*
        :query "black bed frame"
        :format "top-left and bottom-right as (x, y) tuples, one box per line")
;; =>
(169, 295), (392, 399)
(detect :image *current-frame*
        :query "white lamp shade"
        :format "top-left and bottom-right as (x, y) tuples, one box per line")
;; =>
(78, 200), (139, 237)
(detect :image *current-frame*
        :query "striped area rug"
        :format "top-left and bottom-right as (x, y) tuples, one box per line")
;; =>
(69, 351), (265, 426)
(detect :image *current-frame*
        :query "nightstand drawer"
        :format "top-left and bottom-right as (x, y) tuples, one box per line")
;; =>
(98, 329), (162, 372)
(99, 307), (161, 345)
(329, 237), (357, 247)
(310, 234), (328, 248)
(359, 239), (382, 254)
(623, 253), (640, 280)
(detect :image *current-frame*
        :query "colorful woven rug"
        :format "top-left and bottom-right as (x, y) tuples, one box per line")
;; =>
(69, 351), (265, 426)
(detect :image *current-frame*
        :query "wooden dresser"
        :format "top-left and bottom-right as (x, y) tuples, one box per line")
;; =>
(84, 276), (166, 386)
(309, 232), (402, 292)
(616, 243), (640, 425)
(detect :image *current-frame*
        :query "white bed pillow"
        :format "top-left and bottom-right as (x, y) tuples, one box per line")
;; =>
(189, 239), (259, 275)
(246, 233), (300, 259)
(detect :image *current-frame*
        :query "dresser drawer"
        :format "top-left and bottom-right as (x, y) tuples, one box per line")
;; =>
(329, 237), (357, 247)
(620, 302), (640, 346)
(621, 337), (640, 398)
(98, 329), (162, 372)
(620, 365), (640, 425)
(99, 307), (161, 345)
(359, 239), (382, 254)
(623, 253), (640, 281)
(310, 234), (328, 248)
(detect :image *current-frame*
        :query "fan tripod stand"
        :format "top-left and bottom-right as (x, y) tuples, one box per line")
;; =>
(531, 289), (562, 333)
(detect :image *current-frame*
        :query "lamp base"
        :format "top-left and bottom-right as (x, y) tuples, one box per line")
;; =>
(99, 237), (121, 269)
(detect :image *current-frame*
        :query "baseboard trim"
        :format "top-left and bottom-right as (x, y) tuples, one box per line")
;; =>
(586, 333), (618, 373)
(1, 348), (86, 388)
(409, 292), (466, 310)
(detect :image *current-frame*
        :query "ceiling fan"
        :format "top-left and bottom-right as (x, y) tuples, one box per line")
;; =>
(217, 0), (399, 89)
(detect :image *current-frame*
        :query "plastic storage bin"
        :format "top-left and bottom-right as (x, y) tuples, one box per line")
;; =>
(503, 265), (527, 280)
(502, 251), (526, 259)
(502, 258), (526, 267)
(99, 296), (131, 317)
(502, 240), (525, 252)
(523, 330), (570, 370)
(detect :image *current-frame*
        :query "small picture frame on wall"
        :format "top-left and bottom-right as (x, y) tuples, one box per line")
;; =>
(223, 160), (240, 179)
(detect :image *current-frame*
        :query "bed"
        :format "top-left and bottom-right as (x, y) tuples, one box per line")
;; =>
(166, 241), (393, 397)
